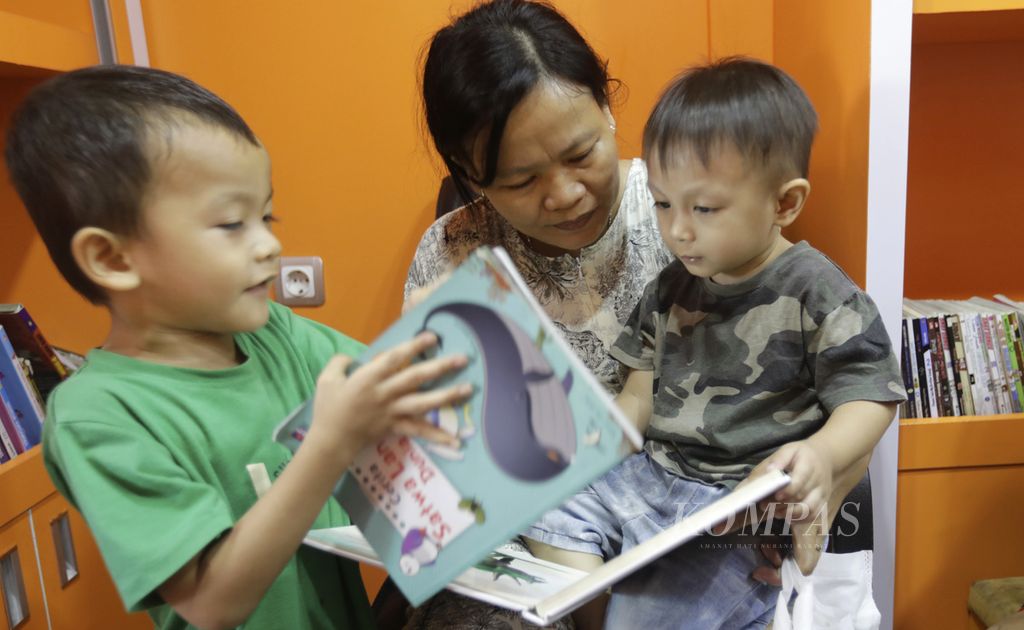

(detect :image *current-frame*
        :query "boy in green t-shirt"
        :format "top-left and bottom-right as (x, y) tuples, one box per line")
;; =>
(4, 65), (471, 629)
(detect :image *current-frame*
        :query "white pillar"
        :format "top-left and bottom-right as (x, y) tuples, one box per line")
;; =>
(865, 2), (913, 629)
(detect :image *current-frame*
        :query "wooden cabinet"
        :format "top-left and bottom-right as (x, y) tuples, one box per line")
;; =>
(0, 448), (153, 630)
(891, 2), (1024, 628)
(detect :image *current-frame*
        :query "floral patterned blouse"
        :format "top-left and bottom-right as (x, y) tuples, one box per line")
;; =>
(405, 159), (672, 395)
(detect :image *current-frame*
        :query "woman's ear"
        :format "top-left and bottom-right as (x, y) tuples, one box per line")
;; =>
(775, 178), (811, 228)
(603, 105), (617, 133)
(70, 227), (141, 293)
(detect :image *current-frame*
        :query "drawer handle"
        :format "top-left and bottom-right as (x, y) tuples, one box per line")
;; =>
(50, 513), (79, 587)
(0, 547), (29, 628)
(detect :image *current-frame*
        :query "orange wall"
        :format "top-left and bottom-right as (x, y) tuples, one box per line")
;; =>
(774, 1), (872, 288)
(0, 1), (872, 351)
(904, 35), (1024, 299)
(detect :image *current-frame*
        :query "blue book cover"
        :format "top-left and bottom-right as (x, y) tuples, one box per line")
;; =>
(0, 326), (44, 447)
(275, 246), (642, 606)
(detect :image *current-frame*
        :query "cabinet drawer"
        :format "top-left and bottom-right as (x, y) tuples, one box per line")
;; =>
(31, 493), (152, 630)
(0, 514), (46, 630)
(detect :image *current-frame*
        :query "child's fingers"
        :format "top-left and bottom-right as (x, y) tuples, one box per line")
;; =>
(392, 417), (460, 448)
(391, 383), (474, 417)
(381, 353), (469, 397)
(317, 354), (354, 386)
(361, 332), (439, 380)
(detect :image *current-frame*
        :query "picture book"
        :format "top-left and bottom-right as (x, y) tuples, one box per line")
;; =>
(300, 469), (790, 625)
(273, 246), (644, 607)
(0, 326), (44, 448)
(0, 304), (67, 401)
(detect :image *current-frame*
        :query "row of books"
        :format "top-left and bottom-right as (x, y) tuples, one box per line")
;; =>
(0, 304), (74, 464)
(899, 295), (1024, 419)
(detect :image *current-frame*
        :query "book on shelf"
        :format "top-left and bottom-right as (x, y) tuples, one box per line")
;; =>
(899, 295), (1024, 419)
(0, 383), (28, 461)
(271, 245), (645, 607)
(298, 471), (790, 626)
(0, 325), (44, 448)
(0, 303), (68, 401)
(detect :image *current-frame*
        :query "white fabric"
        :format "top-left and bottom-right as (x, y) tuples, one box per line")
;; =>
(773, 551), (881, 630)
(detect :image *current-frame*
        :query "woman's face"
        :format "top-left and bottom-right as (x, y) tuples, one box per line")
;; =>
(470, 80), (621, 256)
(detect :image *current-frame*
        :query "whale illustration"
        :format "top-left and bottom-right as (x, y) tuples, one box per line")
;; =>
(422, 302), (575, 482)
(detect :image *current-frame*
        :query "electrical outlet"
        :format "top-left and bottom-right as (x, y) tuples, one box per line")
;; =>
(274, 256), (325, 307)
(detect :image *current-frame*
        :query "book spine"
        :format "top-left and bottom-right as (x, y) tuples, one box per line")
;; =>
(1009, 313), (1024, 404)
(946, 315), (975, 416)
(900, 319), (918, 418)
(0, 399), (15, 461)
(0, 385), (26, 456)
(916, 318), (938, 418)
(996, 314), (1023, 413)
(906, 318), (923, 418)
(935, 316), (962, 416)
(1001, 313), (1024, 411)
(927, 317), (951, 416)
(966, 314), (996, 415)
(0, 327), (44, 447)
(2, 306), (67, 379)
(980, 315), (1009, 414)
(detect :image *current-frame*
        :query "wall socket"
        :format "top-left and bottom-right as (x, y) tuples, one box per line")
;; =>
(274, 256), (325, 307)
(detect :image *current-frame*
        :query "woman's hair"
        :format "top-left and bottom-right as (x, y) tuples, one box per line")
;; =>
(422, 0), (615, 206)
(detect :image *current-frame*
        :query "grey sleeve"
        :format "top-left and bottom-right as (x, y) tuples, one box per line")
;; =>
(809, 291), (908, 412)
(610, 277), (661, 371)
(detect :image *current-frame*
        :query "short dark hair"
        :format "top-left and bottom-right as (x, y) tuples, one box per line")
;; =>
(643, 57), (817, 184)
(422, 0), (616, 206)
(4, 64), (258, 305)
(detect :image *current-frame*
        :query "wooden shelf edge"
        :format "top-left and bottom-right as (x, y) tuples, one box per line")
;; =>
(0, 10), (98, 75)
(0, 446), (54, 526)
(914, 0), (1024, 13)
(898, 413), (1024, 471)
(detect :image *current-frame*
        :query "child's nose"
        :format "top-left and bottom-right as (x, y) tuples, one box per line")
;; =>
(669, 212), (694, 242)
(255, 230), (281, 261)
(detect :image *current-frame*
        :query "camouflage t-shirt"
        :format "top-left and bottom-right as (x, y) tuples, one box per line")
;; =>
(611, 241), (907, 488)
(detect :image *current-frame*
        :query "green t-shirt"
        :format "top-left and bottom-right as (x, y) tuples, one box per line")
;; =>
(43, 301), (375, 629)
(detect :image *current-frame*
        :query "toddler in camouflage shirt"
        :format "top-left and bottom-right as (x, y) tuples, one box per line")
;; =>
(523, 58), (906, 629)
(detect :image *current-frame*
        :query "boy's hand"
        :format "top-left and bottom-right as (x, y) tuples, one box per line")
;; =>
(307, 332), (471, 467)
(762, 440), (832, 523)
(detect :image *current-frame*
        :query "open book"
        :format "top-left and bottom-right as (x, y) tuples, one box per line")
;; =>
(304, 469), (790, 625)
(273, 246), (645, 607)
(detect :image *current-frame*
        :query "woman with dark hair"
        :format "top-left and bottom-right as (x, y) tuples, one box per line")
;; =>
(397, 1), (671, 627)
(406, 0), (671, 397)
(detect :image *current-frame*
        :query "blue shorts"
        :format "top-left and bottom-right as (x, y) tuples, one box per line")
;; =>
(524, 451), (779, 629)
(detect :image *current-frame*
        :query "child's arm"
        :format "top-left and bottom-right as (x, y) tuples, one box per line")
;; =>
(615, 368), (654, 436)
(157, 332), (470, 629)
(765, 400), (897, 514)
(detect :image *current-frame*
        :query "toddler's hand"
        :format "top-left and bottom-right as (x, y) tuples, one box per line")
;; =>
(308, 332), (471, 463)
(762, 440), (832, 524)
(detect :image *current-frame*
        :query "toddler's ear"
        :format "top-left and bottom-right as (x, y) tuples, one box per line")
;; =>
(774, 178), (810, 228)
(71, 227), (140, 293)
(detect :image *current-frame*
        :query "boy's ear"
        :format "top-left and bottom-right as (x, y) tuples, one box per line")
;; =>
(70, 227), (141, 293)
(774, 178), (811, 228)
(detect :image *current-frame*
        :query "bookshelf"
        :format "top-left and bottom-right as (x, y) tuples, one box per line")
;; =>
(0, 6), (152, 629)
(894, 4), (1024, 629)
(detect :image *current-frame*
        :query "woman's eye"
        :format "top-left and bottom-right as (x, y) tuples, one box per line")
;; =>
(504, 176), (535, 190)
(569, 146), (594, 164)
